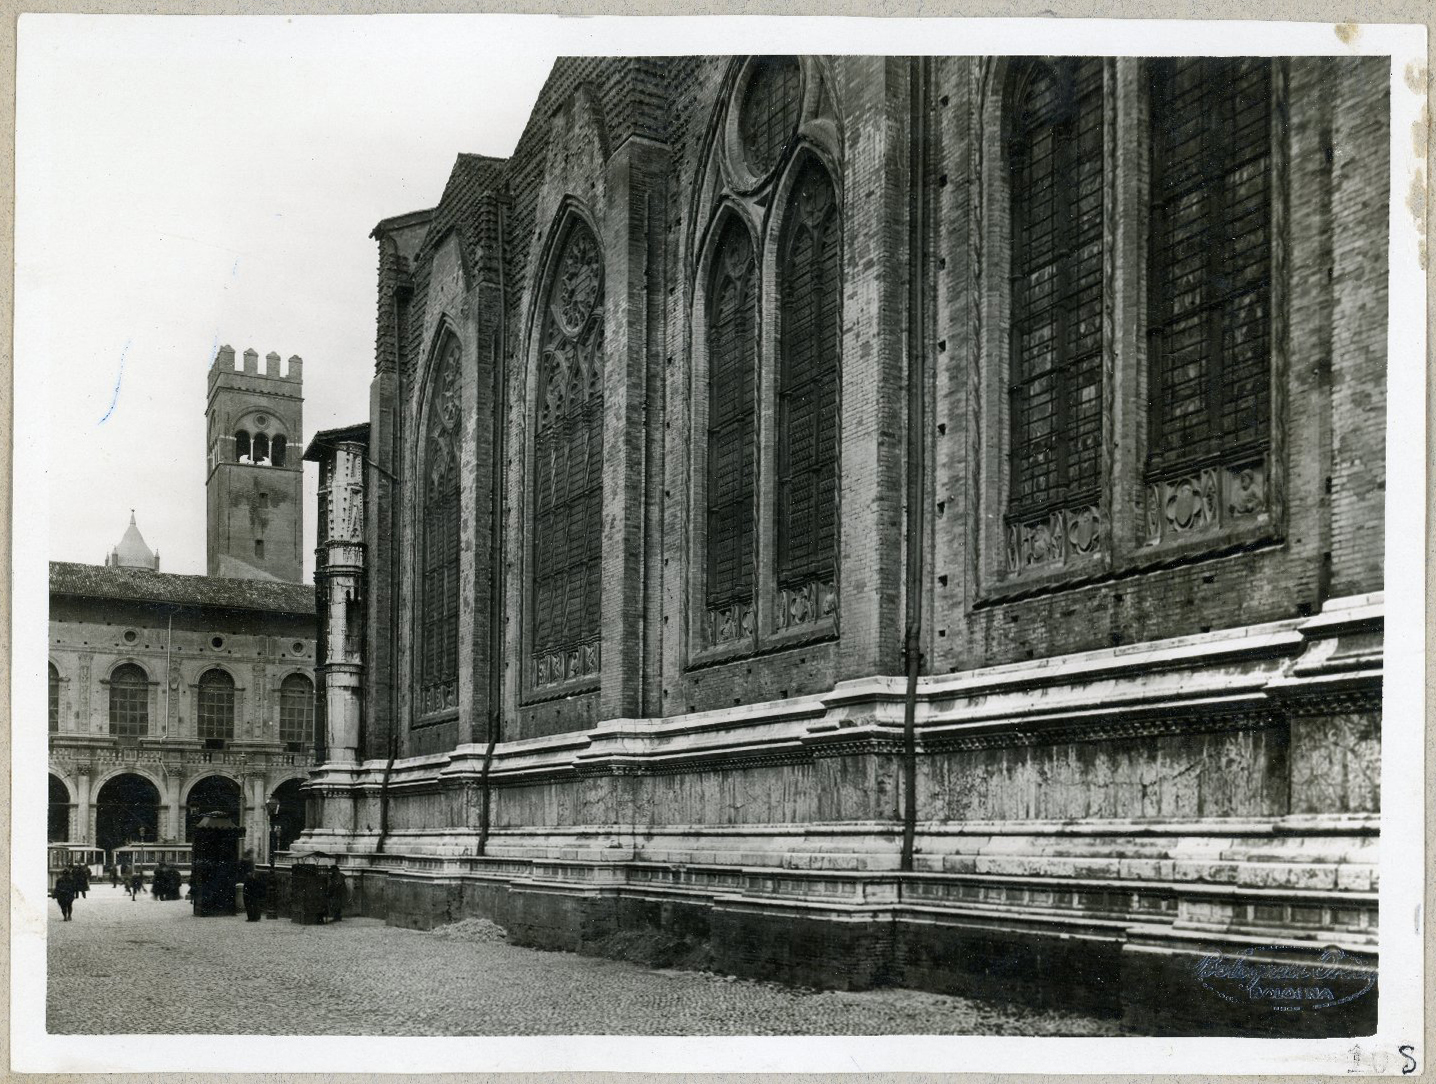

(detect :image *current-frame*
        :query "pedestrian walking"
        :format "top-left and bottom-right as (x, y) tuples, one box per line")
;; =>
(75, 864), (90, 899)
(53, 869), (76, 921)
(106, 863), (119, 888)
(127, 870), (146, 900)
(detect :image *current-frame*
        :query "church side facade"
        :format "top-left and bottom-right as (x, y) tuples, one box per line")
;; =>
(302, 56), (1388, 1035)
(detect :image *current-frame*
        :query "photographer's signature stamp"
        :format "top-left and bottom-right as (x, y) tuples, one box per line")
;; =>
(1194, 946), (1377, 1012)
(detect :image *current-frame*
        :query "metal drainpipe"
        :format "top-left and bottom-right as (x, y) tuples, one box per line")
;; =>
(478, 196), (509, 859)
(900, 56), (931, 874)
(375, 732), (398, 854)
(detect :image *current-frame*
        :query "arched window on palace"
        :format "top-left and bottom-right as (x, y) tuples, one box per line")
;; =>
(706, 217), (758, 618)
(1007, 58), (1105, 520)
(271, 434), (287, 468)
(279, 673), (314, 748)
(108, 663), (149, 740)
(530, 217), (604, 693)
(235, 430), (251, 463)
(418, 336), (461, 719)
(197, 668), (235, 745)
(1147, 57), (1272, 471)
(48, 663), (59, 732)
(776, 161), (841, 590)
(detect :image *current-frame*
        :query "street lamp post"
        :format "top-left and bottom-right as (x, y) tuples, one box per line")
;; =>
(264, 796), (281, 919)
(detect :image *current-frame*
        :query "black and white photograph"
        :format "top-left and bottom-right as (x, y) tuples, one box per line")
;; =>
(11, 13), (1427, 1076)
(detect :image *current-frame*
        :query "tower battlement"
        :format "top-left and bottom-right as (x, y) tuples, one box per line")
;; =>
(206, 341), (305, 583)
(209, 344), (303, 386)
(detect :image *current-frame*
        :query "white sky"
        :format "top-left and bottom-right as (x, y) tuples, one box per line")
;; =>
(19, 16), (555, 579)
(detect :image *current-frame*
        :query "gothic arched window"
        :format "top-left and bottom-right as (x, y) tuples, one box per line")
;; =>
(279, 673), (314, 746)
(48, 663), (59, 732)
(197, 668), (235, 743)
(706, 218), (758, 614)
(1008, 58), (1105, 519)
(419, 336), (462, 718)
(776, 162), (840, 588)
(1148, 57), (1272, 469)
(235, 430), (251, 463)
(109, 663), (149, 739)
(531, 217), (604, 692)
(271, 434), (287, 467)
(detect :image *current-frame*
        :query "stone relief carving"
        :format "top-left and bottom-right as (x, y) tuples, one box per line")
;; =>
(1004, 505), (1102, 574)
(707, 601), (755, 646)
(1143, 460), (1267, 546)
(773, 579), (837, 632)
(533, 639), (601, 692)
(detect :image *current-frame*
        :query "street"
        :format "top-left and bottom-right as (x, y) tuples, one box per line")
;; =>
(47, 884), (1121, 1036)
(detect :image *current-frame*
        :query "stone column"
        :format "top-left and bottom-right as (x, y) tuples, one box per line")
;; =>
(321, 441), (366, 763)
(76, 773), (92, 846)
(163, 774), (183, 842)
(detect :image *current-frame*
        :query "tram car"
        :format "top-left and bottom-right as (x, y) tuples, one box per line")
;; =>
(47, 843), (105, 892)
(112, 843), (193, 883)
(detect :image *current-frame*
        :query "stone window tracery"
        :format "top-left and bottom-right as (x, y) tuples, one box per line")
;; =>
(705, 218), (758, 636)
(109, 663), (149, 740)
(530, 218), (604, 693)
(419, 336), (462, 719)
(739, 56), (803, 178)
(776, 162), (841, 614)
(1143, 56), (1275, 547)
(197, 668), (235, 743)
(1007, 59), (1105, 531)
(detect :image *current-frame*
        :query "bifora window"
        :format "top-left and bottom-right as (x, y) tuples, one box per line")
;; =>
(1008, 58), (1105, 519)
(49, 663), (60, 732)
(776, 161), (841, 590)
(279, 673), (314, 746)
(196, 668), (235, 743)
(530, 218), (604, 693)
(706, 218), (758, 617)
(419, 337), (461, 719)
(108, 663), (149, 739)
(1147, 56), (1272, 470)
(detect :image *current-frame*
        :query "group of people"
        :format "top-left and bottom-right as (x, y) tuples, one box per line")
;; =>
(149, 861), (186, 901)
(51, 863), (90, 920)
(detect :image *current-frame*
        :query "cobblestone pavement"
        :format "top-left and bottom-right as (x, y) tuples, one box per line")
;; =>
(47, 884), (1121, 1036)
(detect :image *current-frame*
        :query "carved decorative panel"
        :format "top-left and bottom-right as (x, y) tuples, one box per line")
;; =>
(530, 219), (604, 693)
(773, 578), (837, 633)
(1143, 459), (1267, 546)
(419, 337), (461, 720)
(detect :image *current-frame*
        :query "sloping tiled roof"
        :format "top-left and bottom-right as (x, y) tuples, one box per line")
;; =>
(50, 562), (315, 615)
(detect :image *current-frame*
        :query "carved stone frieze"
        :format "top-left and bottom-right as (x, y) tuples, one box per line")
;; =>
(774, 578), (837, 632)
(1144, 460), (1267, 546)
(922, 707), (1281, 754)
(418, 680), (458, 718)
(1004, 505), (1102, 574)
(533, 638), (600, 692)
(707, 600), (755, 647)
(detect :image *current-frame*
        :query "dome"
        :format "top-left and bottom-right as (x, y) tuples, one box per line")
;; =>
(108, 511), (160, 570)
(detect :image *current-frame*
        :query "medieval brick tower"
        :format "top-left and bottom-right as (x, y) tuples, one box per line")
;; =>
(205, 345), (304, 582)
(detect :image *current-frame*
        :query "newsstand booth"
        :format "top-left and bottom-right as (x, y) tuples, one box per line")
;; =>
(287, 851), (333, 925)
(190, 812), (245, 917)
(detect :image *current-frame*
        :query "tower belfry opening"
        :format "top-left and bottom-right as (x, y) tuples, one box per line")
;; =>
(205, 344), (304, 583)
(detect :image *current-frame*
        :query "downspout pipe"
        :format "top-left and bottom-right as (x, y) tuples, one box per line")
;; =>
(374, 732), (398, 854)
(900, 56), (930, 874)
